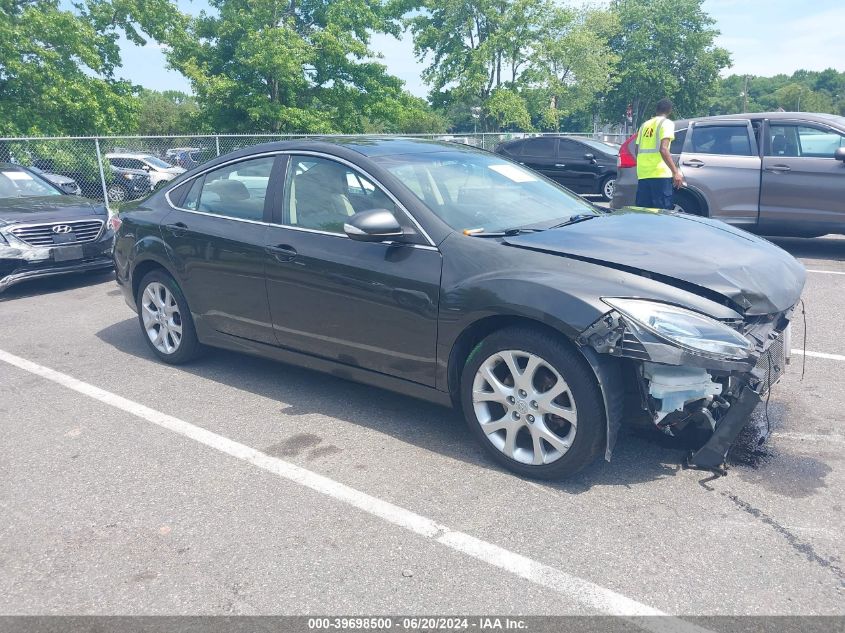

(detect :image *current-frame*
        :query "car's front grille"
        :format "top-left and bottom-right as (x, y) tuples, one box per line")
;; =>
(9, 220), (104, 247)
(755, 326), (788, 394)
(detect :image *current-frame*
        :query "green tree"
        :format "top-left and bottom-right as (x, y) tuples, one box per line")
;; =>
(405, 0), (549, 120)
(523, 7), (619, 130)
(135, 89), (201, 135)
(484, 87), (531, 130)
(0, 0), (138, 135)
(602, 0), (731, 127)
(164, 0), (419, 133)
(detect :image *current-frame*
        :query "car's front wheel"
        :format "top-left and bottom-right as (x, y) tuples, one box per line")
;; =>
(460, 327), (606, 479)
(136, 270), (201, 364)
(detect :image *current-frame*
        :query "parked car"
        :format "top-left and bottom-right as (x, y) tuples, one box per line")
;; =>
(27, 166), (81, 196)
(0, 164), (115, 293)
(164, 147), (207, 170)
(495, 136), (620, 200)
(113, 138), (804, 479)
(32, 158), (152, 202)
(612, 112), (845, 237)
(106, 152), (185, 189)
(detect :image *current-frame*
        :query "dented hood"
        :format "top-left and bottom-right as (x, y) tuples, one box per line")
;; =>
(502, 208), (806, 315)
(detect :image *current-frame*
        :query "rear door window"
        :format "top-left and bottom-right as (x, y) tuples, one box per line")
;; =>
(521, 137), (557, 157)
(690, 125), (753, 156)
(670, 129), (687, 154)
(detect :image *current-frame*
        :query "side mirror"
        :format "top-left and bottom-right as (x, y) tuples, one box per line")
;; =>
(60, 182), (78, 195)
(584, 153), (595, 160)
(835, 147), (845, 162)
(344, 209), (404, 242)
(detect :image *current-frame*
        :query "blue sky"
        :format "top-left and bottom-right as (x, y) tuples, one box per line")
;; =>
(118, 0), (845, 98)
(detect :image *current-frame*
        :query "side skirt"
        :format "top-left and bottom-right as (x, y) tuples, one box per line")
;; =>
(199, 328), (454, 409)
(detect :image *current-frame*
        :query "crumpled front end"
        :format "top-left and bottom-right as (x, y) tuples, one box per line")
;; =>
(578, 303), (795, 469)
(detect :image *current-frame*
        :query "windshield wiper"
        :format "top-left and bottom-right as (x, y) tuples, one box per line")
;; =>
(545, 214), (598, 230)
(463, 227), (545, 237)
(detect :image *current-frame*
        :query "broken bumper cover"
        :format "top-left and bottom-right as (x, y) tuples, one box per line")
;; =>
(0, 237), (114, 293)
(578, 306), (793, 465)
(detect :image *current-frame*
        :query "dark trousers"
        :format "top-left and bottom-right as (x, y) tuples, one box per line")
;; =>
(635, 178), (673, 209)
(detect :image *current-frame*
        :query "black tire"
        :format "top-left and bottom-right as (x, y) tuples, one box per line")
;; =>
(672, 190), (705, 216)
(599, 175), (616, 202)
(460, 326), (606, 479)
(135, 269), (202, 364)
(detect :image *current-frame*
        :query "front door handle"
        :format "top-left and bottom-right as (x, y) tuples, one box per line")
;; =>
(554, 163), (566, 168)
(265, 244), (298, 262)
(765, 164), (792, 173)
(681, 159), (705, 168)
(163, 221), (188, 236)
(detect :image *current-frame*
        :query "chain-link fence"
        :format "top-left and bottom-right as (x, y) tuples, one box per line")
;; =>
(0, 132), (628, 211)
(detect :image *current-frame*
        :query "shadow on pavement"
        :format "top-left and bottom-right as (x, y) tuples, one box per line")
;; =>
(96, 317), (687, 493)
(0, 269), (114, 302)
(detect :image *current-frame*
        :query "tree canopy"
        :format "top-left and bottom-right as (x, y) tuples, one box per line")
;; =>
(0, 0), (842, 137)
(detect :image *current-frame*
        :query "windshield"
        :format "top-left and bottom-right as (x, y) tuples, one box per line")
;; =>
(579, 139), (620, 155)
(0, 168), (61, 198)
(373, 150), (597, 233)
(142, 155), (176, 169)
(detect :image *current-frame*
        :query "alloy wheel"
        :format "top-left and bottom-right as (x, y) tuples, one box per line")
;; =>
(140, 282), (183, 354)
(107, 185), (127, 202)
(603, 178), (615, 200)
(472, 350), (577, 465)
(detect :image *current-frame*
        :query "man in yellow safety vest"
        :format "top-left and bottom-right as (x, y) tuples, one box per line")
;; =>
(635, 98), (684, 209)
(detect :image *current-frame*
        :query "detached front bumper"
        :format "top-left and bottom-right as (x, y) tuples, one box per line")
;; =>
(579, 307), (793, 468)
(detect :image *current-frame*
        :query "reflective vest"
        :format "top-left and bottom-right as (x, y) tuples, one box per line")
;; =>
(636, 116), (675, 179)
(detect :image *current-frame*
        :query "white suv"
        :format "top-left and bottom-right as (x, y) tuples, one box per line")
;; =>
(106, 153), (185, 189)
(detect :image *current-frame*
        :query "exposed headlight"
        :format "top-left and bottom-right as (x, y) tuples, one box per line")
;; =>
(123, 173), (135, 180)
(603, 298), (753, 359)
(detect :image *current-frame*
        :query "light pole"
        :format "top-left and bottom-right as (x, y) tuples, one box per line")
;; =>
(471, 107), (482, 135)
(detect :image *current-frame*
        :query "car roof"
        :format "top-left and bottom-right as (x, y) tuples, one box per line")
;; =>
(675, 112), (845, 130)
(107, 152), (155, 158)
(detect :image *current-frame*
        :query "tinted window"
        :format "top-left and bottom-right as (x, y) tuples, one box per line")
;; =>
(284, 156), (402, 234)
(690, 125), (752, 156)
(180, 156), (274, 220)
(670, 129), (687, 154)
(521, 137), (557, 157)
(501, 141), (524, 156)
(557, 139), (582, 158)
(768, 124), (845, 158)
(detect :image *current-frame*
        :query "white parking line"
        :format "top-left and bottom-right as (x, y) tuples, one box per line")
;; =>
(806, 269), (845, 275)
(791, 349), (845, 362)
(0, 347), (713, 633)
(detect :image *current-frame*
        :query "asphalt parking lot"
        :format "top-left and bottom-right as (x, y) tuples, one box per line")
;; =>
(1, 234), (844, 622)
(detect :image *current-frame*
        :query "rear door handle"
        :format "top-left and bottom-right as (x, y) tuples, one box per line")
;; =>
(765, 164), (792, 173)
(681, 159), (705, 168)
(265, 244), (297, 262)
(163, 221), (188, 236)
(554, 163), (566, 168)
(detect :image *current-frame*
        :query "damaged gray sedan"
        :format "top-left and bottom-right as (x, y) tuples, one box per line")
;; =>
(113, 139), (804, 479)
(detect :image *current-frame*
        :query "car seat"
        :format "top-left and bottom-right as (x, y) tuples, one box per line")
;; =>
(291, 162), (355, 233)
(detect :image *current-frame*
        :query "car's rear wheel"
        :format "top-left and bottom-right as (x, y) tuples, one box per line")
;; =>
(600, 176), (616, 201)
(460, 327), (606, 479)
(136, 270), (201, 364)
